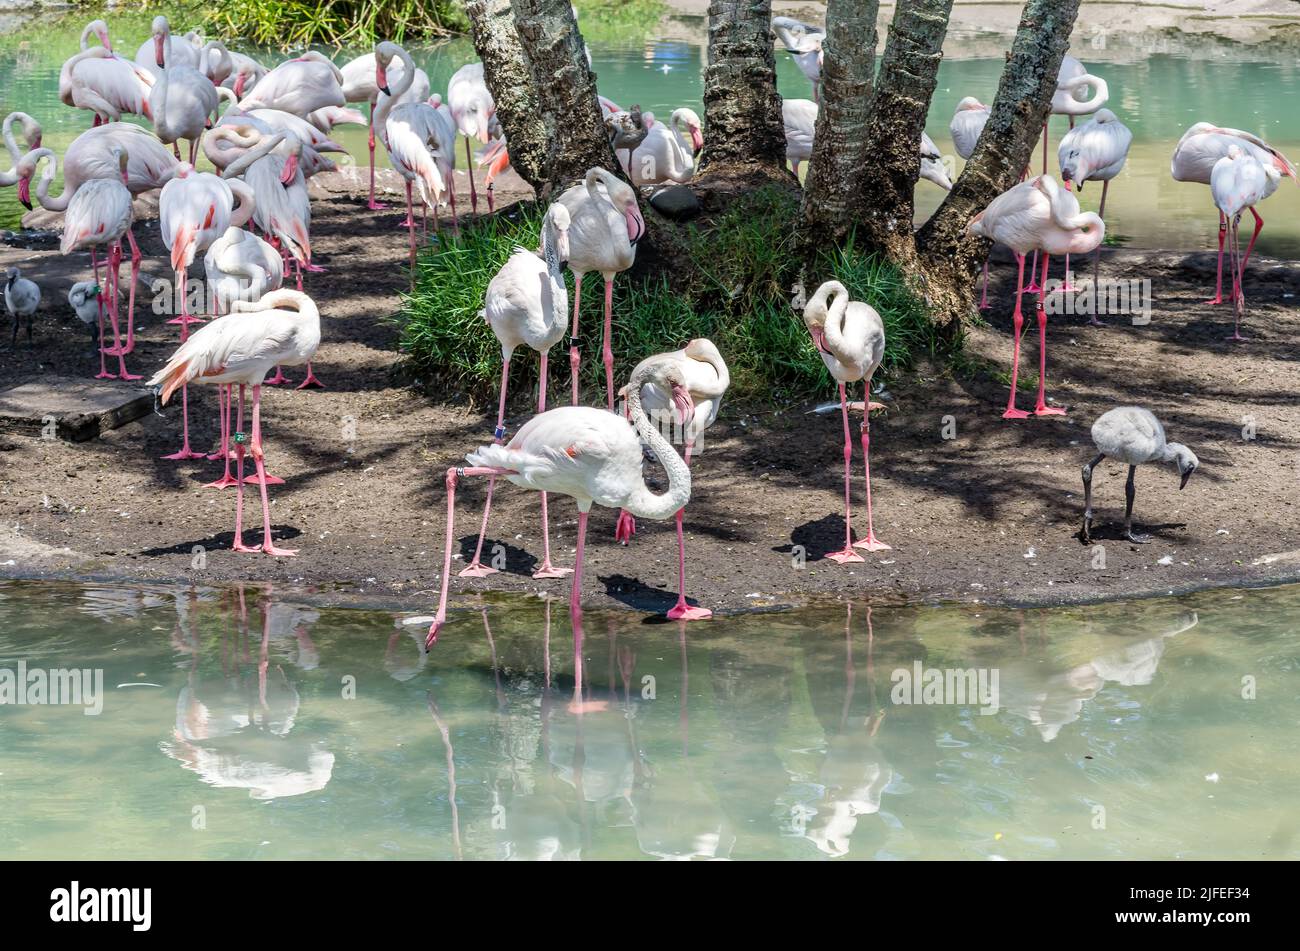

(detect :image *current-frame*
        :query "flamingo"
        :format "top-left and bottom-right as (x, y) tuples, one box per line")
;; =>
(556, 166), (645, 410)
(159, 164), (255, 461)
(134, 16), (201, 74)
(447, 62), (496, 213)
(384, 96), (455, 268)
(952, 97), (993, 307)
(1082, 407), (1198, 544)
(148, 289), (321, 557)
(58, 143), (139, 381)
(1211, 145), (1270, 342)
(206, 108), (347, 175)
(222, 52), (267, 99)
(374, 44), (438, 223)
(149, 25), (221, 164)
(623, 108), (701, 186)
(305, 104), (368, 136)
(459, 204), (573, 580)
(772, 16), (824, 102)
(238, 52), (346, 118)
(59, 19), (155, 125)
(423, 357), (695, 660)
(919, 132), (952, 190)
(605, 106), (648, 174)
(1171, 122), (1296, 305)
(1058, 108), (1132, 314)
(343, 42), (430, 210)
(783, 98), (816, 178)
(4, 268), (40, 349)
(1, 111), (41, 185)
(618, 339), (729, 620)
(803, 281), (890, 562)
(968, 175), (1104, 419)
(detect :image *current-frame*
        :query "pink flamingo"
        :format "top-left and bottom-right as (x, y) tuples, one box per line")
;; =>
(459, 204), (573, 580)
(341, 41), (430, 210)
(1211, 145), (1269, 341)
(423, 358), (695, 716)
(803, 281), (890, 563)
(59, 19), (155, 125)
(969, 175), (1104, 419)
(236, 51), (345, 118)
(1171, 122), (1296, 305)
(447, 62), (495, 213)
(617, 339), (729, 620)
(556, 167), (644, 409)
(147, 289), (321, 557)
(159, 164), (255, 460)
(58, 143), (140, 381)
(384, 93), (455, 268)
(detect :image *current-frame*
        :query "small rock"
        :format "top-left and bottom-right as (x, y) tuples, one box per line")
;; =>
(649, 185), (701, 221)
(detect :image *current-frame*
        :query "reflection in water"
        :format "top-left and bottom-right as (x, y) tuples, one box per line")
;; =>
(0, 580), (1295, 859)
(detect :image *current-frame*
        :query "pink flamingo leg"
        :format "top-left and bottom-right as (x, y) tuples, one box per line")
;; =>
(1058, 180), (1077, 292)
(90, 249), (113, 379)
(1226, 215), (1248, 341)
(827, 382), (865, 564)
(569, 273), (583, 405)
(1003, 253), (1031, 420)
(1033, 256), (1067, 416)
(206, 385), (240, 488)
(104, 228), (142, 354)
(232, 386), (252, 551)
(852, 403), (890, 551)
(104, 242), (140, 379)
(465, 137), (478, 214)
(367, 105), (387, 210)
(295, 362), (325, 389)
(265, 365), (292, 385)
(532, 351), (572, 579)
(247, 384), (297, 556)
(1024, 123), (1049, 294)
(162, 267), (204, 459)
(460, 359), (510, 578)
(566, 510), (607, 714)
(978, 258), (991, 311)
(1206, 212), (1227, 305)
(1240, 206), (1263, 279)
(1089, 180), (1109, 326)
(449, 180), (460, 232)
(666, 441), (711, 620)
(601, 276), (615, 412)
(405, 181), (418, 269)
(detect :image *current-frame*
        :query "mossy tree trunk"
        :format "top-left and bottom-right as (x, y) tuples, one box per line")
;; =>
(464, 0), (547, 192)
(696, 0), (788, 186)
(799, 0), (880, 246)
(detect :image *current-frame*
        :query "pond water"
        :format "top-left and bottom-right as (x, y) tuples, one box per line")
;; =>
(1, 579), (1296, 860)
(1, 9), (1299, 256)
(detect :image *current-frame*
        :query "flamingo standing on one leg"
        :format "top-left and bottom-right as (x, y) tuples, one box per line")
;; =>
(159, 164), (255, 460)
(969, 175), (1104, 419)
(460, 204), (573, 580)
(617, 339), (729, 620)
(423, 358), (695, 718)
(803, 281), (890, 563)
(447, 62), (496, 214)
(1171, 122), (1296, 305)
(58, 144), (140, 381)
(1211, 145), (1269, 342)
(1058, 107), (1132, 319)
(951, 97), (993, 308)
(556, 167), (644, 410)
(147, 289), (321, 557)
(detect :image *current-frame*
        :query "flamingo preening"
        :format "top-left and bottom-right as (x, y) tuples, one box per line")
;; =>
(1170, 122), (1296, 305)
(969, 175), (1105, 419)
(424, 357), (695, 655)
(1058, 108), (1132, 317)
(58, 143), (140, 381)
(60, 19), (155, 126)
(803, 281), (890, 563)
(460, 204), (573, 580)
(1211, 145), (1269, 341)
(237, 51), (346, 118)
(384, 94), (456, 268)
(772, 16), (824, 102)
(447, 62), (496, 213)
(618, 339), (730, 621)
(556, 167), (644, 409)
(147, 289), (322, 556)
(621, 108), (701, 185)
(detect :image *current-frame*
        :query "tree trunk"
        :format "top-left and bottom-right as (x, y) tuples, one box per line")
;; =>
(917, 0), (1084, 315)
(513, 0), (621, 193)
(464, 0), (548, 193)
(696, 0), (788, 186)
(799, 0), (880, 246)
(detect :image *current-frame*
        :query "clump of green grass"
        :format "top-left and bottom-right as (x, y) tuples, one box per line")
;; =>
(393, 189), (957, 408)
(571, 0), (668, 44)
(203, 0), (467, 49)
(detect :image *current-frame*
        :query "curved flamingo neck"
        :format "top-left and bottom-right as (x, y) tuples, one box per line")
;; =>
(623, 366), (692, 520)
(32, 149), (69, 212)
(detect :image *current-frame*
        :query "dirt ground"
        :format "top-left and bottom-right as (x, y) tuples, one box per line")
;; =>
(3, 165), (1300, 618)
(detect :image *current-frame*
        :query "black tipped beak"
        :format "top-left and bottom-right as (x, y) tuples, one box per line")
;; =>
(1180, 470), (1192, 490)
(379, 84), (391, 96)
(19, 197), (31, 211)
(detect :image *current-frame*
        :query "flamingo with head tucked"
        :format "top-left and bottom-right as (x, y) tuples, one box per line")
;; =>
(969, 175), (1104, 419)
(1211, 145), (1270, 342)
(447, 62), (496, 213)
(1058, 107), (1133, 313)
(238, 51), (346, 118)
(556, 167), (645, 410)
(623, 108), (702, 186)
(772, 16), (824, 102)
(60, 19), (155, 126)
(803, 281), (889, 563)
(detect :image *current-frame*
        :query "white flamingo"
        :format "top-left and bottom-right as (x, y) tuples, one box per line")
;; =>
(423, 359), (695, 689)
(60, 20), (155, 125)
(238, 52), (346, 118)
(1211, 145), (1270, 342)
(772, 16), (824, 102)
(447, 62), (496, 213)
(58, 143), (139, 381)
(623, 108), (702, 186)
(783, 98), (816, 178)
(1058, 107), (1133, 310)
(385, 97), (456, 267)
(134, 16), (201, 73)
(149, 24), (221, 164)
(968, 175), (1104, 419)
(950, 97), (990, 161)
(1171, 122), (1296, 305)
(345, 42), (430, 210)
(207, 108), (347, 174)
(618, 339), (729, 620)
(803, 281), (890, 563)
(556, 166), (645, 410)
(460, 204), (573, 580)
(148, 289), (322, 557)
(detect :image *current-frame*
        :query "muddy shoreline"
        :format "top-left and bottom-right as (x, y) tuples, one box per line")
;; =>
(4, 169), (1300, 619)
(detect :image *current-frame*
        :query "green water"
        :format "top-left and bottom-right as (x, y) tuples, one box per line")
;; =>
(0, 580), (1296, 860)
(2, 11), (1300, 256)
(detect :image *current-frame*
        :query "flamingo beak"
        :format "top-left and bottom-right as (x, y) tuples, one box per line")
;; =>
(1180, 469), (1192, 490)
(376, 65), (390, 97)
(690, 126), (704, 156)
(624, 205), (645, 244)
(99, 29), (112, 53)
(280, 152), (299, 185)
(16, 177), (31, 210)
(557, 232), (570, 266)
(154, 35), (165, 68)
(233, 72), (247, 99)
(672, 384), (696, 427)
